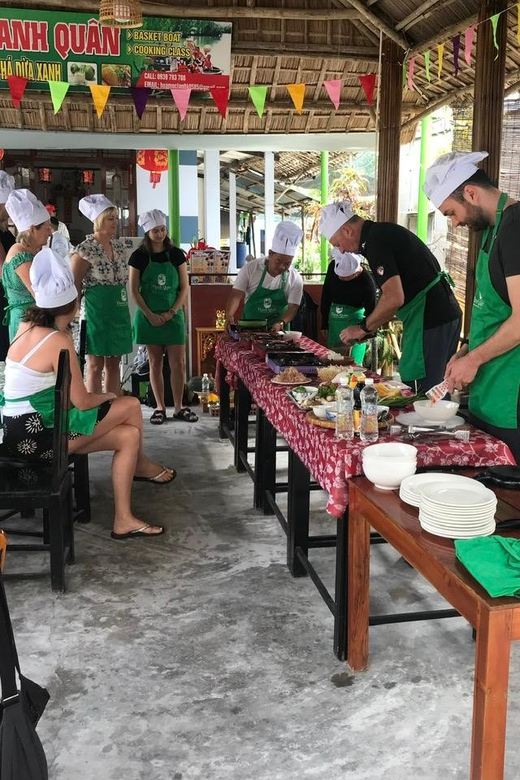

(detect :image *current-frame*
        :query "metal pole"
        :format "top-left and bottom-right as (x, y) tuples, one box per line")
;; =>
(417, 114), (432, 243)
(168, 149), (181, 246)
(320, 150), (329, 274)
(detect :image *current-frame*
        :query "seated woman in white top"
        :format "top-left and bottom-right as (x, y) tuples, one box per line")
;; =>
(1, 248), (175, 540)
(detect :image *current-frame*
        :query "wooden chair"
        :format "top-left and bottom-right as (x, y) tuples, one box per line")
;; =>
(0, 349), (74, 592)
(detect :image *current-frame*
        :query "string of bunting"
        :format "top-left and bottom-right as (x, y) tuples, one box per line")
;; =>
(405, 3), (520, 90)
(5, 71), (377, 120)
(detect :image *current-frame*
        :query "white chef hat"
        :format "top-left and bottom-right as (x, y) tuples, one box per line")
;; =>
(332, 248), (362, 278)
(5, 189), (49, 232)
(319, 201), (355, 240)
(0, 172), (15, 205)
(30, 247), (77, 309)
(138, 209), (168, 234)
(271, 221), (303, 256)
(423, 151), (489, 208)
(78, 194), (115, 222)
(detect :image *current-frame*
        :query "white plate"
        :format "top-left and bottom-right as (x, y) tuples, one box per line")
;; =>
(271, 377), (311, 386)
(420, 483), (496, 507)
(419, 516), (496, 539)
(399, 473), (479, 507)
(419, 510), (496, 528)
(395, 412), (465, 429)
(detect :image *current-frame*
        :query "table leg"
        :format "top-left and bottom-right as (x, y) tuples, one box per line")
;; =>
(470, 609), (512, 780)
(333, 510), (348, 661)
(346, 487), (371, 672)
(287, 449), (310, 577)
(234, 379), (251, 473)
(254, 407), (266, 510)
(261, 413), (277, 515)
(218, 363), (231, 440)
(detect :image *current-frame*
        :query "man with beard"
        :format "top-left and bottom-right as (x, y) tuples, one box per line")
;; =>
(424, 150), (520, 461)
(319, 201), (461, 391)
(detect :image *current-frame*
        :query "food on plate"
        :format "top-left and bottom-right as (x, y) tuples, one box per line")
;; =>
(326, 350), (343, 361)
(317, 366), (342, 384)
(317, 383), (337, 402)
(375, 382), (402, 399)
(275, 367), (307, 383)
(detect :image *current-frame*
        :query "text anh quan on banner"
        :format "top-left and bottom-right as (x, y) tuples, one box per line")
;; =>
(0, 7), (232, 93)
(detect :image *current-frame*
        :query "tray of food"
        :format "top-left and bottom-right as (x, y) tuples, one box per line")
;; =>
(267, 353), (324, 375)
(375, 381), (425, 408)
(271, 368), (311, 385)
(286, 385), (319, 410)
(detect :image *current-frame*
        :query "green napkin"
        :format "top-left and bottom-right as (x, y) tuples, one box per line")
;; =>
(455, 536), (520, 598)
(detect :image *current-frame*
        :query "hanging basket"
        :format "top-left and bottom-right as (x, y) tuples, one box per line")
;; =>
(99, 0), (143, 28)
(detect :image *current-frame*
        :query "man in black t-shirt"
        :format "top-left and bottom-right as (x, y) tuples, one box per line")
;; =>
(319, 201), (462, 390)
(424, 150), (520, 462)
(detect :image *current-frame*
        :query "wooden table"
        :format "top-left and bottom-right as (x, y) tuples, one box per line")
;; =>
(348, 478), (520, 780)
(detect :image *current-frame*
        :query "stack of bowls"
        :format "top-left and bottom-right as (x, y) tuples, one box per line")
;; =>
(362, 442), (418, 490)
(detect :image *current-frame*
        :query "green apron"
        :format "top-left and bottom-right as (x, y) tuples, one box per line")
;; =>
(242, 265), (289, 328)
(84, 284), (133, 357)
(328, 302), (367, 365)
(396, 270), (454, 382)
(133, 256), (185, 346)
(0, 385), (98, 436)
(4, 302), (31, 342)
(469, 192), (520, 428)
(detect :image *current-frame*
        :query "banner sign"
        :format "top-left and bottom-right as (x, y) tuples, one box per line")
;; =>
(0, 8), (232, 92)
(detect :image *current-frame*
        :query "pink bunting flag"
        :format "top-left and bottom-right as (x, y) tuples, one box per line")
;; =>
(7, 75), (28, 108)
(452, 34), (460, 76)
(358, 74), (376, 106)
(465, 25), (476, 67)
(170, 88), (191, 120)
(323, 79), (342, 110)
(407, 57), (416, 91)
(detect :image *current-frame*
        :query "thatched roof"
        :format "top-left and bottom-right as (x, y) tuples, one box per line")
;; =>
(2, 0), (519, 136)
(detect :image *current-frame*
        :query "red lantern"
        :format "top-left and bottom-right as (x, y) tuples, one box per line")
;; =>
(0, 150), (4, 162)
(39, 168), (52, 183)
(136, 149), (168, 188)
(82, 170), (95, 185)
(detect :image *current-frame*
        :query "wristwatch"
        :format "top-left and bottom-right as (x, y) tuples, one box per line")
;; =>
(359, 317), (373, 334)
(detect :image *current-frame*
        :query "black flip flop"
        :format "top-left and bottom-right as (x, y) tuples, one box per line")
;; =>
(111, 524), (165, 540)
(133, 468), (177, 485)
(150, 410), (166, 425)
(173, 407), (198, 423)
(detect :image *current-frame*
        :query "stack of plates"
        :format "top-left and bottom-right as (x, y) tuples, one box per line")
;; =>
(400, 473), (497, 539)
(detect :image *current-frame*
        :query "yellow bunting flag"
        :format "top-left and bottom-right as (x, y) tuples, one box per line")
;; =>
(287, 83), (306, 114)
(437, 43), (444, 81)
(89, 84), (111, 119)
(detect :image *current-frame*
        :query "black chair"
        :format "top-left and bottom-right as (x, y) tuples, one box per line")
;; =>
(292, 290), (319, 341)
(0, 349), (74, 592)
(69, 317), (91, 524)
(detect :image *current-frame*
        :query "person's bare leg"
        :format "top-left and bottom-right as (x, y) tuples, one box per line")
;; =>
(70, 424), (163, 535)
(147, 345), (166, 411)
(166, 344), (186, 414)
(104, 356), (122, 396)
(87, 355), (104, 394)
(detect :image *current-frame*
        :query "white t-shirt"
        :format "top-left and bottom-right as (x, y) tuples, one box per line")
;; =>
(233, 257), (303, 305)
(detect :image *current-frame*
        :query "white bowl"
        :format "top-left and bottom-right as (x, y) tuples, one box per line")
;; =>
(293, 386), (317, 400)
(312, 402), (335, 419)
(284, 330), (302, 342)
(362, 456), (417, 490)
(414, 399), (459, 423)
(362, 442), (418, 461)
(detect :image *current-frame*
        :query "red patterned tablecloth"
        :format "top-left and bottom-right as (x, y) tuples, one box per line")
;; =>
(215, 336), (515, 518)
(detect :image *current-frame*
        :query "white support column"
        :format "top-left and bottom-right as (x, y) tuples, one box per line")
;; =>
(203, 149), (221, 247)
(264, 151), (275, 254)
(229, 170), (237, 273)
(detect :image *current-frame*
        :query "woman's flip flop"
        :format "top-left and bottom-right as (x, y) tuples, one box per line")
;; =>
(111, 524), (165, 540)
(133, 468), (177, 485)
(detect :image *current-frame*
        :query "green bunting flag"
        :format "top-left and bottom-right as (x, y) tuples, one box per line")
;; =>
(48, 81), (69, 114)
(490, 13), (500, 59)
(248, 85), (268, 118)
(424, 51), (431, 82)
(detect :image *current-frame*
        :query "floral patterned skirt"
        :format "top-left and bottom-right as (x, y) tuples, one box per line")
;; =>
(2, 401), (112, 462)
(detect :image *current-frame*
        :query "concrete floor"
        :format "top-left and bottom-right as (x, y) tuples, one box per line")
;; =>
(4, 410), (520, 780)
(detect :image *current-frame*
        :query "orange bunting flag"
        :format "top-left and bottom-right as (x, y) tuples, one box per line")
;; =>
(7, 75), (28, 108)
(437, 43), (444, 81)
(89, 84), (111, 119)
(287, 83), (306, 114)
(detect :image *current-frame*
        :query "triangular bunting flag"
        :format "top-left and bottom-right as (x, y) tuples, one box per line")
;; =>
(7, 75), (28, 108)
(358, 74), (376, 105)
(89, 84), (111, 119)
(465, 26), (476, 67)
(452, 34), (460, 76)
(248, 85), (268, 117)
(171, 88), (192, 120)
(323, 79), (342, 110)
(490, 13), (500, 60)
(407, 57), (416, 91)
(210, 86), (230, 118)
(402, 60), (406, 89)
(437, 43), (444, 81)
(287, 83), (306, 114)
(130, 87), (150, 119)
(424, 51), (431, 82)
(48, 81), (69, 114)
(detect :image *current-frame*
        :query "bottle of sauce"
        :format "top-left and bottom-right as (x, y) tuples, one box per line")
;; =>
(353, 375), (365, 435)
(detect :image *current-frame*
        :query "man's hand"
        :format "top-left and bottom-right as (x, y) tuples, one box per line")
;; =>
(445, 344), (469, 373)
(225, 315), (236, 334)
(445, 350), (481, 392)
(340, 325), (365, 344)
(271, 320), (284, 333)
(147, 312), (165, 327)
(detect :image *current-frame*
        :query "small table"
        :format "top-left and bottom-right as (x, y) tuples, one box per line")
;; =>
(195, 327), (225, 377)
(348, 478), (520, 780)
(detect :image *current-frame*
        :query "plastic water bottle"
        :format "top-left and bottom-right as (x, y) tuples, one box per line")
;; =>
(335, 378), (354, 441)
(201, 373), (210, 413)
(360, 378), (379, 444)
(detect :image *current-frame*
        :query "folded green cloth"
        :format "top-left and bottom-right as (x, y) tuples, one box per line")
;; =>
(455, 536), (520, 598)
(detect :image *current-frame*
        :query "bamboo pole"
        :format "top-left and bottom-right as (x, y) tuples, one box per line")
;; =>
(334, 0), (408, 49)
(376, 39), (403, 222)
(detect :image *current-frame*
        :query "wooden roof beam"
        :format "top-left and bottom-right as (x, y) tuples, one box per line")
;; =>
(232, 41), (380, 61)
(396, 0), (445, 32)
(334, 0), (409, 50)
(409, 14), (478, 56)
